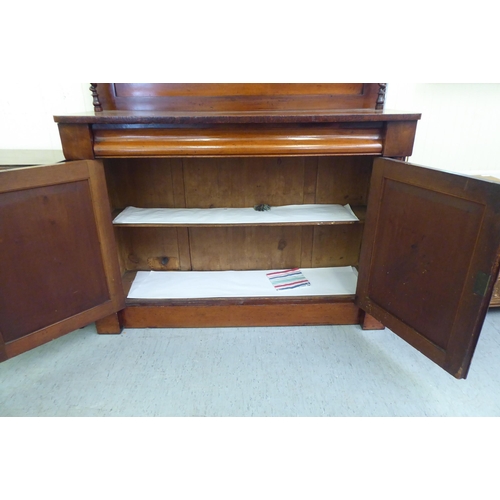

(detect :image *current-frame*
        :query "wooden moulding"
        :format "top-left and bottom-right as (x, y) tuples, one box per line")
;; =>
(93, 126), (384, 157)
(119, 298), (360, 328)
(55, 109), (421, 125)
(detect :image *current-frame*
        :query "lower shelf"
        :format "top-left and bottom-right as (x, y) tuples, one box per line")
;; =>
(111, 267), (361, 329)
(126, 266), (358, 300)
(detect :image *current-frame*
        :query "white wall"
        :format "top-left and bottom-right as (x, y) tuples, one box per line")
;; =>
(0, 83), (93, 150)
(1, 83), (499, 175)
(385, 83), (500, 176)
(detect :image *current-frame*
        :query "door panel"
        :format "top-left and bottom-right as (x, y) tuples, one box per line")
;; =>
(356, 158), (500, 378)
(0, 160), (125, 360)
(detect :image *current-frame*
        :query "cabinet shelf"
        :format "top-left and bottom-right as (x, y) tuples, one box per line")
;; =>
(120, 269), (360, 328)
(123, 266), (358, 301)
(112, 204), (362, 227)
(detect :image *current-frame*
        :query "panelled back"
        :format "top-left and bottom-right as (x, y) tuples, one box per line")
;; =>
(91, 83), (382, 112)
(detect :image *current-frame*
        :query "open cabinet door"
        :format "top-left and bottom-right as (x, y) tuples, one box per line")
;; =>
(356, 158), (500, 378)
(0, 160), (125, 361)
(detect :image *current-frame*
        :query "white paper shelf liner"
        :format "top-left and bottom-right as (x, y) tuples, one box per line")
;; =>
(127, 266), (358, 299)
(114, 204), (359, 225)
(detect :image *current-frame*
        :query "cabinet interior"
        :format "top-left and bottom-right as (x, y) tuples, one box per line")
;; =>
(103, 155), (374, 300)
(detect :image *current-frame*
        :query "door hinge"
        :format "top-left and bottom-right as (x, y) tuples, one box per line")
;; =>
(473, 271), (491, 297)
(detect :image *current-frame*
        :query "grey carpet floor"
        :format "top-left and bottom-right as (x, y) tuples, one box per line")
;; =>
(2, 309), (500, 416)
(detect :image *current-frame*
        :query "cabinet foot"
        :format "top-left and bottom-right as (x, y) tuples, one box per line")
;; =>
(95, 312), (123, 334)
(0, 342), (7, 363)
(361, 312), (385, 330)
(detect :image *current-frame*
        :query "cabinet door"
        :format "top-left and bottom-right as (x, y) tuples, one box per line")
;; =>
(356, 158), (500, 378)
(0, 160), (125, 361)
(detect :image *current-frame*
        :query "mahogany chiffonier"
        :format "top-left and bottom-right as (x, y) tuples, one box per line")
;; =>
(1, 83), (500, 379)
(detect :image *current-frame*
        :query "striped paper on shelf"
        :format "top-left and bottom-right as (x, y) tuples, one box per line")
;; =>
(266, 268), (311, 291)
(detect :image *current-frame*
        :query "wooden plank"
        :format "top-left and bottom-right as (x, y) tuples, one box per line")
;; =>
(182, 157), (307, 208)
(115, 227), (183, 271)
(316, 156), (373, 205)
(311, 225), (364, 267)
(189, 226), (303, 271)
(177, 228), (192, 271)
(104, 158), (179, 209)
(121, 300), (360, 328)
(172, 161), (186, 207)
(300, 226), (314, 268)
(115, 225), (364, 272)
(115, 83), (366, 98)
(303, 157), (318, 204)
(90, 83), (381, 112)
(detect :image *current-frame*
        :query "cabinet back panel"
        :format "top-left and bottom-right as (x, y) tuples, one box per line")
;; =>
(115, 83), (365, 98)
(115, 225), (363, 272)
(96, 83), (380, 112)
(104, 158), (184, 209)
(107, 156), (370, 273)
(190, 226), (302, 270)
(115, 227), (189, 272)
(316, 156), (373, 205)
(183, 157), (312, 208)
(312, 225), (365, 268)
(104, 156), (373, 210)
(190, 226), (363, 270)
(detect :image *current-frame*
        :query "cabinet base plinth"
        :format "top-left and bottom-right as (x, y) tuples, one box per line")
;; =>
(95, 312), (123, 334)
(361, 312), (385, 330)
(120, 300), (360, 328)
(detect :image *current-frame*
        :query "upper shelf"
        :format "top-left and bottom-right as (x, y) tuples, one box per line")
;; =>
(112, 204), (362, 227)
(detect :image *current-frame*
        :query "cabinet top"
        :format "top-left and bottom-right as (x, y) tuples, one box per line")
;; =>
(56, 83), (421, 125)
(54, 109), (421, 125)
